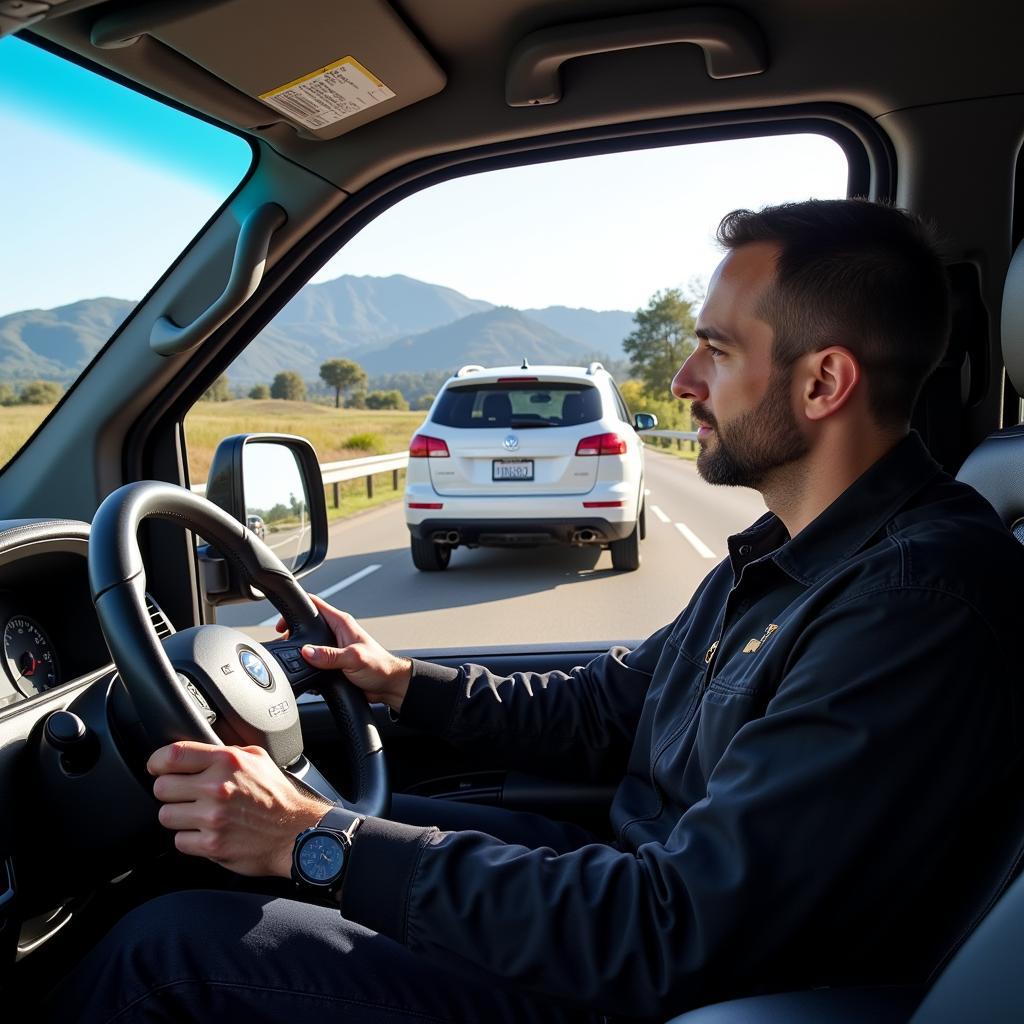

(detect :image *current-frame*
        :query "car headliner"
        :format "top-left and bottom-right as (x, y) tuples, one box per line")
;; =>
(26, 1), (1024, 192)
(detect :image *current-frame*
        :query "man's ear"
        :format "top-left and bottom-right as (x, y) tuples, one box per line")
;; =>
(801, 347), (861, 422)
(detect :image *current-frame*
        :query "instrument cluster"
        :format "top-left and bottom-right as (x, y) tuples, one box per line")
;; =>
(0, 549), (113, 712)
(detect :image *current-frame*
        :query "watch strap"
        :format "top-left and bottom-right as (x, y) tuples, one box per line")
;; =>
(316, 805), (365, 841)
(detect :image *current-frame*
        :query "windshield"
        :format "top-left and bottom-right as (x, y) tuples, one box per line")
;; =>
(0, 37), (253, 473)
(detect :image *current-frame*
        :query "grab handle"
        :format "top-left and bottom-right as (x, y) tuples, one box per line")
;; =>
(506, 6), (767, 107)
(150, 203), (287, 357)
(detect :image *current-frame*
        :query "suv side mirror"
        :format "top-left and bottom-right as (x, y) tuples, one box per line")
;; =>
(199, 433), (329, 605)
(634, 412), (658, 431)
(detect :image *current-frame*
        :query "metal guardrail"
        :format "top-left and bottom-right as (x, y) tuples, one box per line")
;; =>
(319, 451), (409, 483)
(192, 451), (410, 504)
(320, 451), (409, 506)
(641, 429), (699, 442)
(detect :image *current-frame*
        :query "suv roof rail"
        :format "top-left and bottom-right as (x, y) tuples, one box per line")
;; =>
(455, 364), (485, 377)
(586, 361), (605, 375)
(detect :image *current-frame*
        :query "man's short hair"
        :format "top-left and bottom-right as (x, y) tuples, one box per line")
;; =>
(716, 199), (951, 429)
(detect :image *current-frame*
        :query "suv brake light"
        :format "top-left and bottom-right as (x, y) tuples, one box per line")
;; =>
(409, 433), (450, 458)
(575, 432), (627, 456)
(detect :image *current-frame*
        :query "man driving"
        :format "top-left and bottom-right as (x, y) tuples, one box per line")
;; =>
(45, 199), (1024, 1022)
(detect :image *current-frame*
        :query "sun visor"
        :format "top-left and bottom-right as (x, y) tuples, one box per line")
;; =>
(91, 0), (446, 141)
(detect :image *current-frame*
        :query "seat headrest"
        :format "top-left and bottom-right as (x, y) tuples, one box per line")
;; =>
(1001, 240), (1024, 395)
(481, 392), (512, 424)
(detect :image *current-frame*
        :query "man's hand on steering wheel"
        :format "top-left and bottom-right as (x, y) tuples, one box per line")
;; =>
(148, 740), (332, 877)
(279, 594), (413, 711)
(148, 595), (405, 877)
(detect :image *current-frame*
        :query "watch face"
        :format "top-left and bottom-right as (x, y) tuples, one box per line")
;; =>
(298, 833), (345, 884)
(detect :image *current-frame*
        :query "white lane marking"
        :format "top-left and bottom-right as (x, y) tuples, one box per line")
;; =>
(675, 522), (717, 559)
(650, 504), (671, 524)
(258, 564), (382, 626)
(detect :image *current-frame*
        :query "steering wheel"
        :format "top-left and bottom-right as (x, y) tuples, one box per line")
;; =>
(87, 480), (390, 817)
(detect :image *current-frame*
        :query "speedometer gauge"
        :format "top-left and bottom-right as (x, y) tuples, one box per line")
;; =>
(3, 615), (59, 696)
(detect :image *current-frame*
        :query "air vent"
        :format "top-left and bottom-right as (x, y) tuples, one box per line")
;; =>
(144, 594), (175, 640)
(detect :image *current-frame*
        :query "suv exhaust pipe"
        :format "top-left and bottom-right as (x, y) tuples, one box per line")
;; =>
(572, 529), (597, 544)
(433, 530), (461, 545)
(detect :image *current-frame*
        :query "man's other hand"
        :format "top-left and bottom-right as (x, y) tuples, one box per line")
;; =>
(277, 593), (413, 711)
(147, 741), (331, 878)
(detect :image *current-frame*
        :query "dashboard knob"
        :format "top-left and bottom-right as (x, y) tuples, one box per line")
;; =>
(44, 711), (98, 773)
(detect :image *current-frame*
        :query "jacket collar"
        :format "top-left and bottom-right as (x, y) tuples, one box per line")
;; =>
(728, 432), (943, 586)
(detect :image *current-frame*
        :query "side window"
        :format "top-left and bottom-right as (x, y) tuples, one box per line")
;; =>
(611, 383), (632, 425)
(196, 134), (848, 646)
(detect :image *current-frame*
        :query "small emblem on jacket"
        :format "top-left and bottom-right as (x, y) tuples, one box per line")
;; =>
(742, 623), (778, 654)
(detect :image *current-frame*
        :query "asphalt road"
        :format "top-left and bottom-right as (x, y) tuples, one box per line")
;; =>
(217, 449), (767, 651)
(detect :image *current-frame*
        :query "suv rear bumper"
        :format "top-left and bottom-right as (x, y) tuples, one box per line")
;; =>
(408, 517), (634, 546)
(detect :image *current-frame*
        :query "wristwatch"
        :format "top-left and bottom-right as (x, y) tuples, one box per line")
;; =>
(291, 805), (365, 899)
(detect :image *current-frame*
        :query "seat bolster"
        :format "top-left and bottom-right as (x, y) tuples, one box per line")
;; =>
(663, 986), (922, 1024)
(955, 424), (1024, 532)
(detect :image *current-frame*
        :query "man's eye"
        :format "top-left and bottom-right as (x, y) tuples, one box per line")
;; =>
(707, 345), (725, 358)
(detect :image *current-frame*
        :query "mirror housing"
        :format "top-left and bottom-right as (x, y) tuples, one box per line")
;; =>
(634, 412), (658, 431)
(198, 433), (328, 605)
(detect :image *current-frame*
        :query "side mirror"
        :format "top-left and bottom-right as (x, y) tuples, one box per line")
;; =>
(634, 412), (658, 431)
(199, 433), (329, 605)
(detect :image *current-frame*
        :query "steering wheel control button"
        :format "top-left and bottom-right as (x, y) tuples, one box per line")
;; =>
(272, 645), (312, 678)
(43, 710), (99, 774)
(240, 649), (273, 689)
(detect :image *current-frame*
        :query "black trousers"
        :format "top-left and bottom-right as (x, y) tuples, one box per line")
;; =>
(40, 796), (605, 1024)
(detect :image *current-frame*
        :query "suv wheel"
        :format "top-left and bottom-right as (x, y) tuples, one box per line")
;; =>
(411, 536), (452, 571)
(610, 524), (641, 572)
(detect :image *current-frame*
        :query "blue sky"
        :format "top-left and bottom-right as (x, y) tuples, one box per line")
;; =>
(0, 36), (848, 319)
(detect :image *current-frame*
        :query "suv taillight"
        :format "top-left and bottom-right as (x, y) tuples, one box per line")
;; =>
(409, 433), (450, 458)
(575, 432), (627, 456)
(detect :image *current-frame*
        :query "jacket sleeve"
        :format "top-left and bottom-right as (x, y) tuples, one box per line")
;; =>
(340, 587), (1018, 1018)
(392, 617), (675, 779)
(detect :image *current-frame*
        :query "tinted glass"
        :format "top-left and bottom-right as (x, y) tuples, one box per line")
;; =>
(433, 383), (602, 428)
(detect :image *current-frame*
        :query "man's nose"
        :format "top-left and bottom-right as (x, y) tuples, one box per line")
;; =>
(671, 350), (706, 402)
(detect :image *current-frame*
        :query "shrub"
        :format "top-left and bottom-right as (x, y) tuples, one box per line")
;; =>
(342, 432), (384, 452)
(365, 389), (409, 410)
(18, 380), (63, 405)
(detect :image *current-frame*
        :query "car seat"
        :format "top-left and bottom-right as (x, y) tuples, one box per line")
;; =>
(481, 391), (513, 425)
(662, 241), (1024, 1023)
(561, 392), (584, 423)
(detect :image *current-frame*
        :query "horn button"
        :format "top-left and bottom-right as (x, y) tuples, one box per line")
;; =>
(161, 625), (303, 766)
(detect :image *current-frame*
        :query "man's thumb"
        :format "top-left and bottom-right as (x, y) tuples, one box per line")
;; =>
(300, 644), (344, 670)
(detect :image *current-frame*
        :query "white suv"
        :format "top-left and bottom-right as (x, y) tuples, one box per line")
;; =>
(404, 363), (656, 572)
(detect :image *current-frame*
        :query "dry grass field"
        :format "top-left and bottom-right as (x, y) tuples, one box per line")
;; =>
(182, 400), (423, 484)
(0, 401), (426, 520)
(0, 406), (51, 467)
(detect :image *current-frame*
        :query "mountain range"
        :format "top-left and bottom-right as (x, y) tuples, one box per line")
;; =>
(0, 274), (636, 386)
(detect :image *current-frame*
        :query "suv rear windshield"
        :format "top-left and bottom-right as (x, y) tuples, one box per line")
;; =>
(433, 381), (603, 428)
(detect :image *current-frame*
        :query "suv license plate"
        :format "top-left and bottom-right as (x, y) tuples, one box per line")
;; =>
(493, 459), (534, 481)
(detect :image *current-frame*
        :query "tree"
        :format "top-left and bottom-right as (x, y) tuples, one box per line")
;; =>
(248, 384), (271, 399)
(413, 393), (436, 411)
(0, 382), (16, 406)
(18, 380), (63, 405)
(365, 389), (409, 410)
(270, 371), (306, 401)
(319, 358), (367, 409)
(201, 374), (231, 402)
(347, 387), (367, 409)
(622, 287), (698, 396)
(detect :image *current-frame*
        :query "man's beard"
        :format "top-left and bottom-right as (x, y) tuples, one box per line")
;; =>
(691, 365), (809, 489)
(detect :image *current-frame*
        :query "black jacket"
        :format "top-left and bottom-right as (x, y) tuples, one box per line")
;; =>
(339, 433), (1024, 1018)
